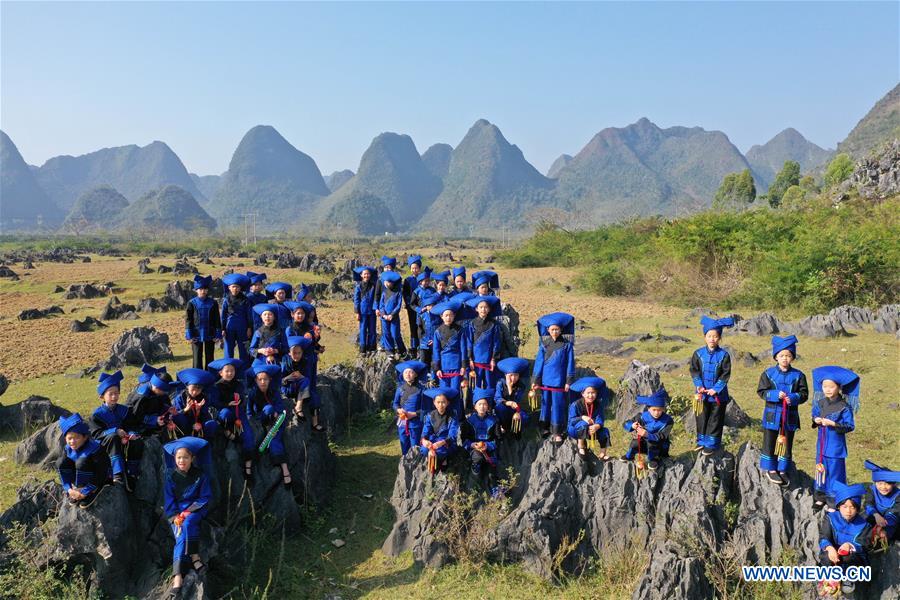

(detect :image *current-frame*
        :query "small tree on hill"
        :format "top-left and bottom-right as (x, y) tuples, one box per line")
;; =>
(767, 160), (801, 207)
(824, 153), (854, 187)
(712, 169), (756, 211)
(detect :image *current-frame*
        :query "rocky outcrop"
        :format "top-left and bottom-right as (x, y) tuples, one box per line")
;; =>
(137, 279), (225, 313)
(62, 283), (110, 300)
(0, 395), (69, 437)
(836, 139), (900, 202)
(70, 316), (108, 332)
(317, 352), (398, 438)
(97, 327), (173, 370)
(733, 305), (900, 338)
(0, 265), (19, 280)
(872, 304), (899, 335)
(99, 296), (139, 320)
(17, 306), (65, 320)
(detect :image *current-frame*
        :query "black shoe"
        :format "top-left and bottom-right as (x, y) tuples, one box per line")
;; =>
(619, 454), (632, 462)
(766, 471), (782, 484)
(113, 473), (127, 487)
(168, 586), (183, 600)
(648, 460), (659, 471)
(701, 448), (715, 457)
(777, 472), (789, 486)
(812, 499), (826, 513)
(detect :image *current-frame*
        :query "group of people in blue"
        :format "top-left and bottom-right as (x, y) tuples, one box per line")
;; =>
(51, 259), (896, 597)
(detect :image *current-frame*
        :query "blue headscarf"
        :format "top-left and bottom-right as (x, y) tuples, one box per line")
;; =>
(59, 413), (90, 437)
(97, 371), (124, 396)
(831, 480), (867, 507)
(395, 360), (428, 383)
(496, 357), (529, 376)
(812, 366), (861, 413)
(638, 388), (670, 408)
(223, 273), (251, 290)
(864, 460), (900, 483)
(700, 316), (734, 335)
(193, 274), (213, 290)
(771, 335), (798, 358)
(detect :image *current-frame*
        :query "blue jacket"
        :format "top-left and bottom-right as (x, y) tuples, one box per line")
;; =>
(58, 439), (107, 496)
(865, 485), (899, 531)
(279, 356), (310, 399)
(757, 366), (809, 432)
(690, 346), (732, 402)
(421, 410), (459, 448)
(221, 292), (253, 334)
(432, 323), (469, 373)
(568, 397), (605, 430)
(378, 286), (404, 318)
(812, 396), (854, 458)
(392, 383), (428, 419)
(819, 511), (871, 557)
(532, 335), (575, 388)
(462, 413), (499, 459)
(353, 281), (378, 316)
(249, 326), (287, 362)
(185, 296), (222, 342)
(467, 317), (501, 365)
(91, 403), (139, 438)
(164, 466), (211, 519)
(623, 410), (674, 448)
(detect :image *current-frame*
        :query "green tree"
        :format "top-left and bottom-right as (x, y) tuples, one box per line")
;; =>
(799, 175), (820, 195)
(780, 185), (806, 209)
(824, 153), (854, 187)
(767, 160), (801, 207)
(712, 168), (756, 211)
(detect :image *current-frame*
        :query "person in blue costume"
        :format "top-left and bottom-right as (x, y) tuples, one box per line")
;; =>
(621, 388), (675, 471)
(416, 289), (442, 368)
(689, 316), (735, 456)
(281, 336), (319, 431)
(207, 357), (246, 444)
(430, 299), (469, 417)
(811, 366), (859, 511)
(246, 363), (292, 487)
(412, 267), (435, 306)
(163, 436), (213, 600)
(57, 413), (111, 508)
(249, 303), (288, 366)
(472, 270), (499, 297)
(131, 366), (174, 437)
(531, 312), (576, 443)
(567, 376), (611, 461)
(817, 481), (872, 598)
(91, 371), (143, 490)
(863, 460), (899, 543)
(353, 266), (379, 354)
(452, 267), (470, 295)
(462, 391), (501, 489)
(379, 255), (398, 298)
(221, 273), (253, 363)
(284, 300), (324, 420)
(420, 387), (460, 472)
(493, 357), (529, 438)
(432, 270), (452, 301)
(185, 275), (222, 369)
(172, 369), (219, 440)
(245, 272), (268, 330)
(757, 335), (809, 485)
(466, 295), (502, 397)
(265, 282), (294, 330)
(377, 271), (407, 357)
(403, 255), (424, 359)
(392, 361), (429, 455)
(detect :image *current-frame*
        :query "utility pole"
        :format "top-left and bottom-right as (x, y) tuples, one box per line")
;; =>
(242, 212), (258, 246)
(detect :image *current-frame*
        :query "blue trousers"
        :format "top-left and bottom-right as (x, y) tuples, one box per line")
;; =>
(567, 422), (609, 444)
(380, 316), (406, 352)
(358, 314), (377, 351)
(223, 327), (249, 363)
(259, 404), (286, 462)
(397, 420), (423, 456)
(539, 389), (569, 434)
(171, 512), (202, 575)
(471, 365), (498, 394)
(815, 455), (846, 498)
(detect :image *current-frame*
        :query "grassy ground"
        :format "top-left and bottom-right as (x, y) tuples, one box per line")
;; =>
(0, 246), (897, 598)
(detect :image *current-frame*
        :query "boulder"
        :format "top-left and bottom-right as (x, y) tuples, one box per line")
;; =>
(615, 360), (663, 423)
(137, 259), (153, 274)
(873, 304), (900, 334)
(733, 312), (785, 336)
(156, 264), (173, 274)
(62, 283), (108, 300)
(22, 260), (34, 269)
(783, 314), (849, 338)
(574, 336), (636, 358)
(0, 373), (7, 397)
(17, 305), (64, 320)
(296, 253), (335, 274)
(98, 327), (173, 370)
(828, 305), (874, 330)
(99, 296), (138, 320)
(0, 265), (19, 279)
(71, 317), (108, 332)
(172, 260), (198, 275)
(0, 395), (69, 438)
(498, 302), (521, 358)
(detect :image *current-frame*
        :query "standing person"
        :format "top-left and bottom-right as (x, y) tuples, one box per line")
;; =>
(811, 366), (859, 511)
(353, 266), (379, 354)
(430, 299), (469, 418)
(403, 255), (424, 359)
(689, 316), (735, 456)
(378, 271), (407, 358)
(452, 267), (470, 295)
(249, 304), (288, 366)
(245, 272), (268, 331)
(221, 273), (253, 363)
(465, 295), (502, 397)
(531, 312), (576, 444)
(185, 275), (222, 370)
(265, 282), (294, 330)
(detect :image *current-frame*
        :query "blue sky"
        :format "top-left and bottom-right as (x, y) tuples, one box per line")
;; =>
(2, 1), (898, 176)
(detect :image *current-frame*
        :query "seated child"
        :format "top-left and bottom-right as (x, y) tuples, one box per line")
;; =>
(221, 273), (253, 362)
(283, 299), (324, 408)
(811, 366), (859, 511)
(567, 376), (610, 461)
(353, 266), (378, 354)
(430, 299), (469, 416)
(91, 371), (143, 490)
(621, 388), (674, 471)
(208, 358), (246, 442)
(392, 360), (429, 455)
(757, 335), (808, 485)
(246, 363), (292, 487)
(420, 387), (460, 471)
(250, 303), (288, 366)
(690, 316), (735, 456)
(863, 460), (899, 543)
(163, 436), (212, 599)
(173, 369), (219, 440)
(281, 336), (318, 430)
(461, 392), (500, 488)
(57, 413), (111, 508)
(465, 295), (502, 396)
(185, 275), (222, 370)
(532, 312), (576, 443)
(377, 271), (407, 357)
(817, 481), (872, 598)
(135, 363), (167, 396)
(493, 357), (530, 437)
(131, 367), (174, 437)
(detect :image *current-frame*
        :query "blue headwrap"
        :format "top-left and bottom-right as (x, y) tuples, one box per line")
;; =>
(163, 436), (212, 472)
(700, 316), (734, 335)
(177, 368), (216, 388)
(812, 366), (861, 413)
(149, 374), (172, 393)
(496, 357), (530, 375)
(295, 283), (310, 301)
(537, 312), (575, 336)
(415, 267), (433, 283)
(284, 300), (314, 317)
(864, 460), (900, 483)
(831, 481), (867, 507)
(406, 255), (423, 267)
(265, 282), (293, 299)
(452, 266), (467, 280)
(252, 363), (281, 379)
(473, 387), (494, 406)
(59, 413), (90, 437)
(638, 388), (670, 408)
(570, 376), (609, 400)
(381, 256), (397, 268)
(380, 271), (402, 286)
(252, 302), (280, 317)
(466, 294), (501, 318)
(771, 335), (798, 359)
(287, 335), (313, 350)
(432, 270), (450, 285)
(207, 358), (243, 374)
(97, 370), (124, 396)
(139, 363), (167, 384)
(395, 360), (428, 383)
(430, 299), (464, 317)
(424, 386), (460, 402)
(193, 274), (213, 290)
(223, 273), (251, 289)
(246, 271), (267, 285)
(419, 290), (442, 309)
(353, 266), (377, 282)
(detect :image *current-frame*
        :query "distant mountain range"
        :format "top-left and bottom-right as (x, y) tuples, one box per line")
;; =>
(1, 83), (895, 235)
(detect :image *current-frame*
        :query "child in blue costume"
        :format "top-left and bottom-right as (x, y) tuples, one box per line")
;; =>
(531, 312), (576, 443)
(221, 273), (253, 363)
(265, 282), (294, 330)
(249, 303), (288, 366)
(472, 271), (499, 297)
(353, 266), (378, 354)
(57, 413), (111, 508)
(403, 255), (424, 359)
(412, 267), (434, 307)
(245, 272), (268, 330)
(246, 363), (292, 487)
(378, 271), (407, 357)
(493, 357), (529, 437)
(863, 460), (899, 543)
(817, 481), (872, 598)
(757, 335), (809, 485)
(284, 300), (323, 420)
(132, 368), (174, 438)
(811, 366), (859, 511)
(173, 369), (219, 440)
(433, 271), (452, 301)
(185, 275), (222, 369)
(163, 436), (212, 599)
(567, 376), (611, 461)
(91, 371), (143, 490)
(420, 387), (460, 471)
(378, 255), (398, 303)
(207, 357), (247, 444)
(392, 360), (429, 456)
(689, 316), (734, 456)
(452, 267), (470, 295)
(462, 392), (500, 488)
(621, 388), (675, 470)
(281, 336), (319, 431)
(465, 295), (502, 397)
(416, 289), (442, 368)
(430, 299), (470, 417)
